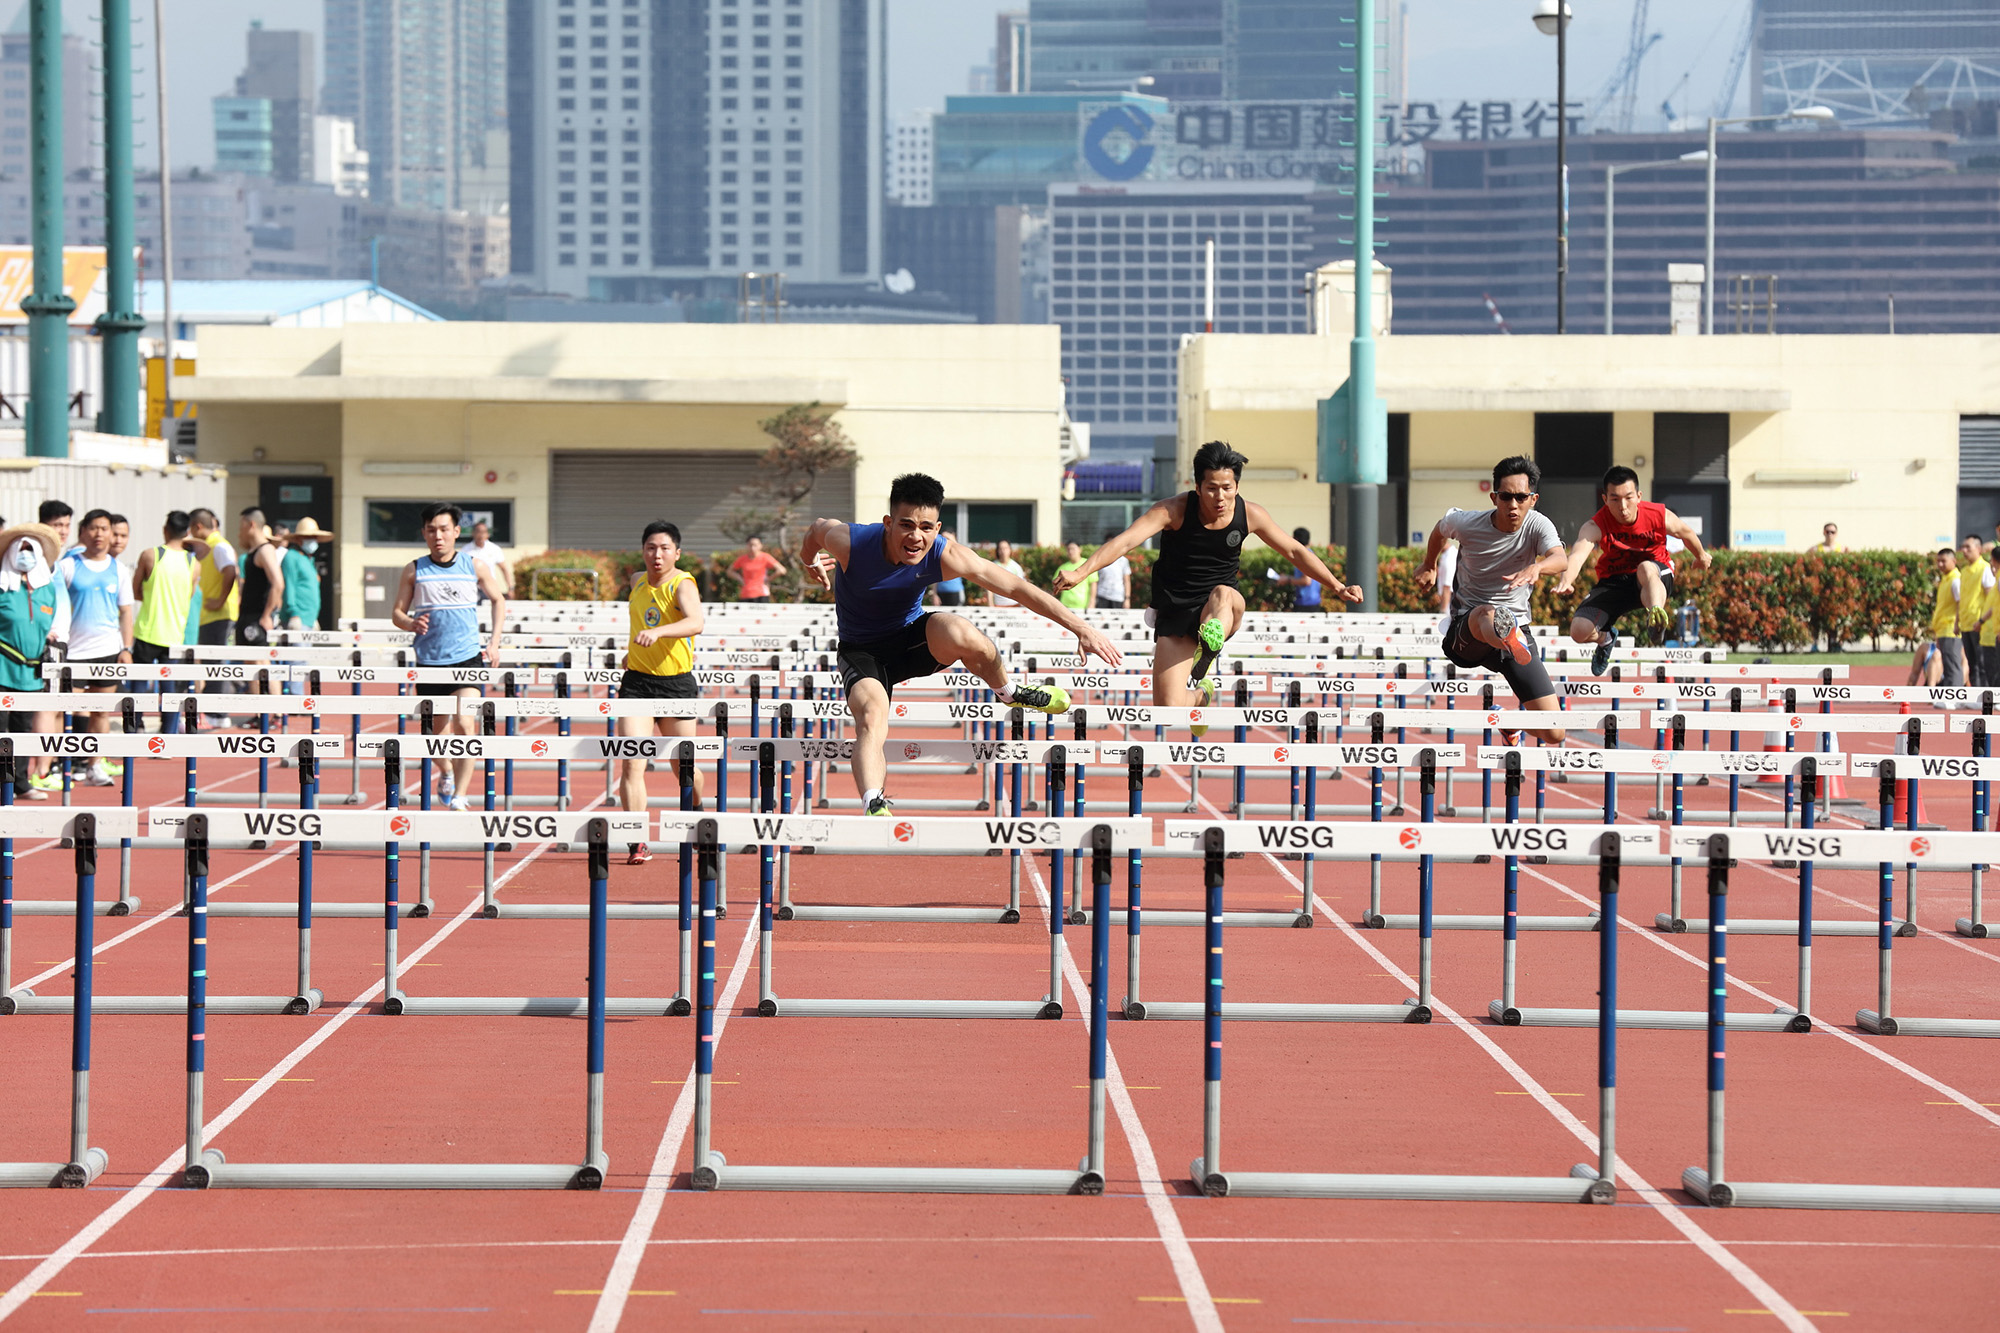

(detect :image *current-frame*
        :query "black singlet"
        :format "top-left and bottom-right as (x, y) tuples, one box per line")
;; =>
(237, 541), (275, 626)
(1150, 492), (1247, 611)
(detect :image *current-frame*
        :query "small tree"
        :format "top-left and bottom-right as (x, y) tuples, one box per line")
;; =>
(720, 402), (859, 553)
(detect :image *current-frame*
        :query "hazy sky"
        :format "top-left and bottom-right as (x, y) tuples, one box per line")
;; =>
(140, 0), (1752, 170)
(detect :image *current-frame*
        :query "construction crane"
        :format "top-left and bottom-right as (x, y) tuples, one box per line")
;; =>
(1585, 0), (1661, 135)
(1711, 0), (1761, 119)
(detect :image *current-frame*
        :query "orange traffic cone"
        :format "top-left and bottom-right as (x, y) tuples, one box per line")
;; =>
(1755, 697), (1788, 784)
(1891, 702), (1929, 827)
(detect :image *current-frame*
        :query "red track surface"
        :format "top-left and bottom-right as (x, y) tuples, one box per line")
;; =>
(2, 668), (1997, 1332)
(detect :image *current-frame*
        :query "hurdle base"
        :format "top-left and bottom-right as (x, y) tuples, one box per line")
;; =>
(1128, 999), (1430, 1023)
(1681, 1167), (2000, 1212)
(207, 901), (437, 918)
(1190, 1157), (1606, 1203)
(1376, 913), (1599, 932)
(694, 1152), (1097, 1195)
(1658, 915), (1913, 937)
(776, 904), (1020, 924)
(185, 1148), (606, 1190)
(481, 902), (684, 920)
(1072, 909), (1310, 929)
(8, 898), (145, 917)
(1491, 1001), (1810, 1032)
(0, 1148), (105, 1189)
(284, 988), (325, 1016)
(1858, 1009), (2000, 1038)
(4, 993), (307, 1015)
(389, 995), (688, 1018)
(760, 996), (1063, 1019)
(1955, 917), (1990, 938)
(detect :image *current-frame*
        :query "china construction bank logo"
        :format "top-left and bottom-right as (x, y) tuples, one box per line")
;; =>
(1082, 105), (1156, 181)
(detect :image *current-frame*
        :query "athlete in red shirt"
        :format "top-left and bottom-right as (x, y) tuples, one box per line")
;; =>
(1556, 465), (1710, 675)
(730, 536), (787, 602)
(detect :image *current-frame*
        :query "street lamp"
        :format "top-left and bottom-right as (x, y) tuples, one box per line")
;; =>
(1704, 104), (1836, 333)
(1604, 150), (1709, 333)
(1533, 0), (1573, 331)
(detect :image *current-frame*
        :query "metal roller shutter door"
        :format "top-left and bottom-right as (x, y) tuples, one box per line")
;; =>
(1960, 418), (2000, 486)
(548, 451), (853, 557)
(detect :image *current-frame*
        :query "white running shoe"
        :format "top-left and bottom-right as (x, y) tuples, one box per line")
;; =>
(449, 795), (473, 812)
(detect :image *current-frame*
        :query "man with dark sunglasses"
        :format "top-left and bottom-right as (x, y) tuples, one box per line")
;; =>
(1416, 455), (1566, 743)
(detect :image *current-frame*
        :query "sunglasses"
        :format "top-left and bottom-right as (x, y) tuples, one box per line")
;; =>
(1493, 491), (1536, 504)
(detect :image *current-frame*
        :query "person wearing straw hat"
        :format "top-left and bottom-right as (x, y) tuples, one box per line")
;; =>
(281, 518), (331, 630)
(0, 522), (68, 797)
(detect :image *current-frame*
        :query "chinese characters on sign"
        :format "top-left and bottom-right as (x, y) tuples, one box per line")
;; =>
(1388, 100), (1585, 145)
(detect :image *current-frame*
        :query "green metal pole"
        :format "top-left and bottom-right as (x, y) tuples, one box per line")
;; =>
(1344, 0), (1381, 611)
(25, 0), (72, 457)
(95, 0), (142, 437)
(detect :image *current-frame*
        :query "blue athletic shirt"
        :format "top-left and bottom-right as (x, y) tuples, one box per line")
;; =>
(409, 553), (481, 664)
(835, 523), (949, 642)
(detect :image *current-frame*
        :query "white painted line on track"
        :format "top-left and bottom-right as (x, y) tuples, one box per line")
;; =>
(1029, 863), (1224, 1333)
(586, 901), (761, 1333)
(0, 812), (587, 1324)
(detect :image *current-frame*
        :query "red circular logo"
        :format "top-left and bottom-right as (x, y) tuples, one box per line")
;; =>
(0, 695), (12, 709)
(1398, 827), (1422, 850)
(303, 697), (317, 710)
(1189, 708), (1204, 722)
(390, 816), (411, 837)
(597, 702), (611, 714)
(1630, 684), (1646, 695)
(903, 742), (922, 760)
(1789, 716), (1803, 729)
(893, 821), (915, 842)
(894, 703), (908, 717)
(147, 735), (165, 755)
(1910, 836), (1931, 857)
(157, 666), (171, 678)
(1651, 753), (1670, 771)
(1486, 711), (1501, 726)
(1273, 746), (1289, 762)
(405, 670), (418, 682)
(1882, 688), (1895, 699)
(531, 740), (548, 756)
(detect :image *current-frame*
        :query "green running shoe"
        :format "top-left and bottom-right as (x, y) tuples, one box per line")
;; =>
(1010, 682), (1071, 716)
(865, 795), (895, 816)
(1643, 605), (1672, 645)
(1198, 617), (1227, 655)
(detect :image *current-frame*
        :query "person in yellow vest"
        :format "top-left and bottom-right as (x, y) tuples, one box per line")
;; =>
(617, 520), (705, 864)
(1961, 534), (1994, 689)
(132, 510), (203, 732)
(190, 507), (239, 645)
(1980, 546), (2000, 692)
(1910, 547), (1964, 692)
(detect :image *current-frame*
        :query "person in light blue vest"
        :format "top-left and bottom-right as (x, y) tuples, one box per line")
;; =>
(391, 503), (508, 808)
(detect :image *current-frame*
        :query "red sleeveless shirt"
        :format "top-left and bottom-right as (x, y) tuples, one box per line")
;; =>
(1590, 500), (1672, 578)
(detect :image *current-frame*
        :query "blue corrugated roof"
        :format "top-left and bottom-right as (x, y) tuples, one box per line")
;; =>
(138, 279), (440, 321)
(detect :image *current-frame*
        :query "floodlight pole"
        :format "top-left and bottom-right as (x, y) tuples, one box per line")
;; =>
(1344, 0), (1380, 612)
(25, 0), (71, 457)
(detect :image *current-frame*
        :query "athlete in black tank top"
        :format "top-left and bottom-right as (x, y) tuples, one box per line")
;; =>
(1051, 441), (1362, 707)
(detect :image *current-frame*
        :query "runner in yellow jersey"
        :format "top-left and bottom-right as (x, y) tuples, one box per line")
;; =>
(1910, 548), (1962, 691)
(618, 520), (705, 864)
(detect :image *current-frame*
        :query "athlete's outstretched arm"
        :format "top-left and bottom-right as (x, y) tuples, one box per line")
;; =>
(798, 518), (853, 588)
(1554, 520), (1602, 595)
(943, 543), (1122, 667)
(1414, 522), (1451, 592)
(1051, 499), (1175, 594)
(1662, 509), (1712, 570)
(1247, 503), (1362, 603)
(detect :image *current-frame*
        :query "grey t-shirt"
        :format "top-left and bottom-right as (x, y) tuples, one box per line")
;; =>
(1435, 508), (1562, 618)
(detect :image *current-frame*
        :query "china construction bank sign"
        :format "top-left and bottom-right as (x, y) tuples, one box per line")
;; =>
(1078, 100), (1352, 185)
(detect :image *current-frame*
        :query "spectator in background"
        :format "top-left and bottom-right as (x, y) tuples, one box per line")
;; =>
(1925, 547), (1967, 691)
(190, 507), (238, 647)
(730, 535), (786, 603)
(1093, 543), (1131, 611)
(107, 514), (131, 562)
(1286, 526), (1324, 612)
(1055, 540), (1096, 611)
(985, 539), (1024, 608)
(1963, 534), (1993, 689)
(467, 520), (512, 601)
(931, 529), (966, 606)
(39, 500), (72, 552)
(281, 519), (330, 629)
(1812, 523), (1843, 553)
(55, 510), (133, 786)
(0, 521), (67, 796)
(232, 508), (285, 647)
(132, 511), (201, 668)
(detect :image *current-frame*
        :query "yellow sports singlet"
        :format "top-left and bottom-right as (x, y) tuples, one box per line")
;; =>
(627, 569), (695, 676)
(1931, 568), (1961, 639)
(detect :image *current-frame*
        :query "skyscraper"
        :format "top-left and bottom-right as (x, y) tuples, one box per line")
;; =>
(510, 0), (883, 299)
(1028, 1), (1223, 99)
(1757, 1), (2000, 126)
(239, 27), (317, 182)
(322, 0), (508, 211)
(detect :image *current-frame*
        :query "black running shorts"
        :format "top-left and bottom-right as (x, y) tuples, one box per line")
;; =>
(1441, 610), (1557, 704)
(837, 614), (942, 697)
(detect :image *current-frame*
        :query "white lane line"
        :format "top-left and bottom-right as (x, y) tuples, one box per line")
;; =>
(0, 824), (577, 1323)
(586, 901), (762, 1333)
(1163, 769), (1818, 1333)
(1028, 863), (1224, 1333)
(1517, 863), (2000, 1129)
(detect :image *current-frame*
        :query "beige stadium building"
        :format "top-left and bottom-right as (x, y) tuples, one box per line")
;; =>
(185, 313), (2000, 618)
(184, 322), (1071, 618)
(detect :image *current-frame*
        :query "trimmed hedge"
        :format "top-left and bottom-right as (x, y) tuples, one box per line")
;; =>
(515, 543), (1942, 652)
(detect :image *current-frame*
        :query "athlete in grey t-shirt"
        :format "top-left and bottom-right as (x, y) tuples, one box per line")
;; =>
(1416, 456), (1568, 742)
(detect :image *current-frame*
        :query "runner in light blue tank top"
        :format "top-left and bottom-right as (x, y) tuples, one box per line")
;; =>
(409, 553), (480, 664)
